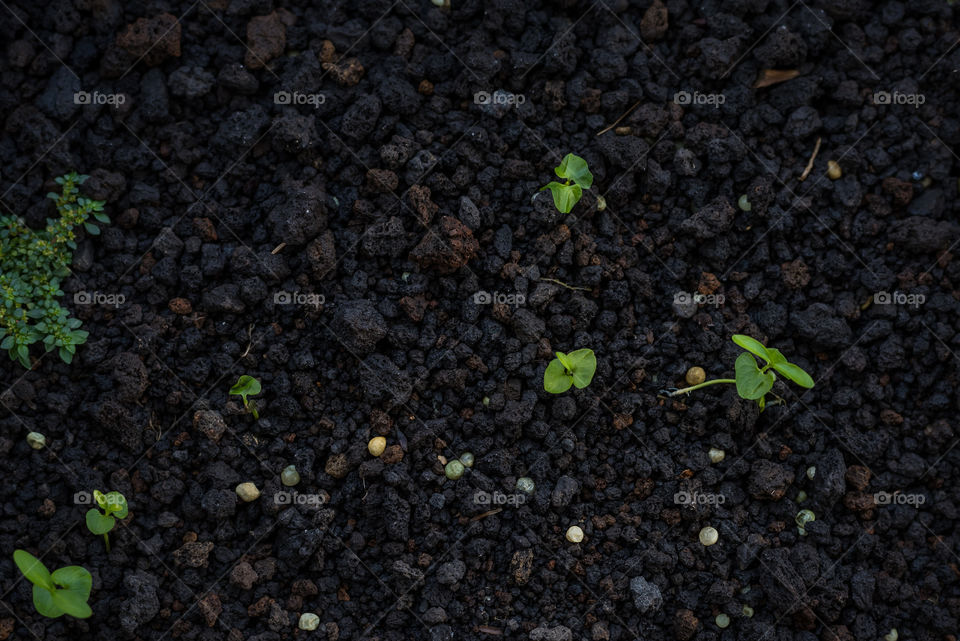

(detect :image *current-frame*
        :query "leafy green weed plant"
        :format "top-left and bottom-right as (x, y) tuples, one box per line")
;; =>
(0, 172), (108, 367)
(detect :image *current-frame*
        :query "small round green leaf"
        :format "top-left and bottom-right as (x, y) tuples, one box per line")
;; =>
(544, 358), (573, 394)
(555, 153), (594, 189)
(51, 566), (92, 596)
(734, 352), (775, 400)
(85, 508), (115, 535)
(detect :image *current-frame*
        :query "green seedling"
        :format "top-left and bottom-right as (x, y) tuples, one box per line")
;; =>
(667, 335), (814, 409)
(230, 375), (261, 419)
(84, 490), (128, 552)
(0, 172), (109, 367)
(12, 550), (92, 619)
(539, 153), (593, 214)
(544, 348), (597, 394)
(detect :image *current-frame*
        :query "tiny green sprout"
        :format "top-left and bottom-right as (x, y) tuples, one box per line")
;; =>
(795, 509), (816, 535)
(13, 549), (92, 618)
(544, 348), (597, 394)
(539, 153), (593, 214)
(667, 335), (813, 410)
(85, 490), (128, 552)
(738, 194), (752, 211)
(230, 375), (261, 419)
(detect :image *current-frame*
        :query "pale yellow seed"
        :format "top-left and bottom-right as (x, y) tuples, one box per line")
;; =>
(686, 366), (706, 386)
(827, 160), (842, 180)
(708, 447), (725, 463)
(699, 526), (719, 546)
(368, 436), (387, 457)
(566, 525), (584, 543)
(235, 482), (261, 502)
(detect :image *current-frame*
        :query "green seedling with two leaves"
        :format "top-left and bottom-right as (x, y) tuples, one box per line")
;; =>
(85, 490), (128, 552)
(668, 335), (814, 410)
(539, 153), (593, 214)
(544, 348), (597, 394)
(230, 375), (261, 419)
(12, 550), (92, 619)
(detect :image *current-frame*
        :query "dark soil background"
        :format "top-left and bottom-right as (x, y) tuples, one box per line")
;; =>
(2, 0), (960, 639)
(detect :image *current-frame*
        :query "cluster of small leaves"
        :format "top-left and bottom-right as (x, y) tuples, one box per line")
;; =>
(0, 173), (108, 367)
(230, 375), (262, 419)
(539, 153), (593, 213)
(85, 490), (128, 551)
(732, 334), (814, 409)
(544, 348), (597, 394)
(13, 550), (92, 619)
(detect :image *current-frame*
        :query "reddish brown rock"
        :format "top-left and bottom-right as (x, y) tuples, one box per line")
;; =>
(399, 295), (429, 322)
(381, 444), (404, 464)
(322, 58), (364, 86)
(169, 298), (192, 315)
(409, 216), (479, 274)
(641, 0), (669, 41)
(782, 258), (810, 289)
(366, 168), (398, 194)
(882, 176), (913, 207)
(844, 465), (871, 491)
(198, 593), (222, 627)
(245, 12), (286, 69)
(673, 609), (698, 641)
(173, 541), (214, 567)
(230, 561), (258, 590)
(116, 14), (181, 65)
(407, 185), (439, 225)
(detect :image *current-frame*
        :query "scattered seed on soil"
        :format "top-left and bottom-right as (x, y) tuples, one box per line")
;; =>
(742, 605), (754, 618)
(699, 527), (718, 546)
(299, 613), (320, 630)
(827, 160), (842, 179)
(368, 436), (386, 457)
(281, 465), (300, 487)
(715, 613), (730, 628)
(806, 466), (816, 480)
(737, 194), (752, 211)
(445, 460), (465, 480)
(796, 490), (808, 503)
(26, 432), (46, 450)
(566, 526), (584, 543)
(459, 452), (474, 468)
(685, 366), (705, 385)
(708, 448), (725, 463)
(884, 629), (898, 641)
(516, 477), (535, 494)
(235, 483), (260, 502)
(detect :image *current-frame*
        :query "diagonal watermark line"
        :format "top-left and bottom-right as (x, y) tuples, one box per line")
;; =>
(396, 0), (483, 84)
(0, 121), (80, 204)
(719, 122), (879, 281)
(720, 1), (801, 79)
(0, 0), (80, 81)
(594, 2), (681, 82)
(797, 1), (880, 80)
(517, 0), (599, 81)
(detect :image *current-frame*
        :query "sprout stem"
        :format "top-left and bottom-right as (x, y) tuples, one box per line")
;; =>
(668, 378), (736, 396)
(103, 533), (110, 553)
